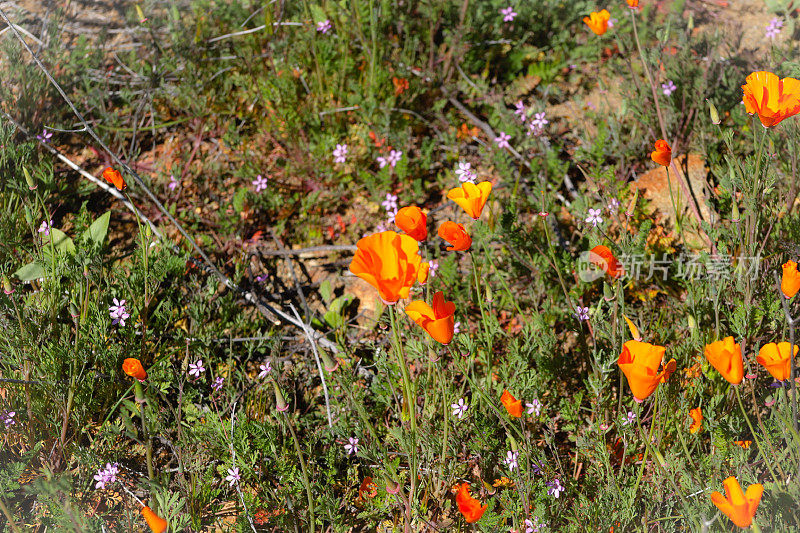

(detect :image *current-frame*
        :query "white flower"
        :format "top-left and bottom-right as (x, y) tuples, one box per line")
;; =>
(225, 467), (241, 486)
(451, 398), (469, 419)
(188, 359), (205, 377)
(585, 208), (603, 227)
(503, 450), (519, 471)
(454, 161), (476, 183)
(344, 437), (359, 455)
(526, 399), (542, 416)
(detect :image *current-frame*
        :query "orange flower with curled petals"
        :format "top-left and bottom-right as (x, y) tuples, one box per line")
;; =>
(689, 407), (703, 434)
(626, 0), (639, 7)
(781, 260), (800, 298)
(704, 336), (743, 385)
(405, 291), (456, 345)
(710, 476), (763, 529)
(500, 390), (523, 418)
(742, 71), (800, 128)
(757, 342), (796, 381)
(438, 221), (472, 251)
(650, 140), (672, 167)
(617, 340), (676, 401)
(447, 181), (492, 220)
(583, 9), (611, 35)
(122, 358), (147, 381)
(102, 167), (127, 191)
(141, 505), (168, 533)
(733, 440), (752, 449)
(417, 262), (430, 285)
(455, 483), (487, 523)
(589, 245), (624, 279)
(395, 206), (427, 241)
(349, 231), (423, 304)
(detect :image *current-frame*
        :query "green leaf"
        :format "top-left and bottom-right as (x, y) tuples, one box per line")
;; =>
(82, 211), (111, 245)
(47, 228), (76, 255)
(14, 262), (45, 281)
(309, 4), (327, 23)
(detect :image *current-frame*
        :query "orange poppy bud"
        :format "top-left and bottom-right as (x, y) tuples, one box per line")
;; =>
(650, 140), (672, 167)
(349, 231), (424, 304)
(626, 0), (639, 7)
(438, 221), (472, 251)
(500, 390), (523, 417)
(455, 483), (487, 523)
(395, 206), (427, 241)
(141, 505), (168, 533)
(405, 291), (456, 345)
(583, 9), (611, 35)
(710, 476), (763, 529)
(102, 167), (127, 191)
(688, 407), (703, 434)
(589, 245), (624, 279)
(781, 260), (800, 298)
(742, 71), (800, 128)
(447, 181), (492, 220)
(617, 340), (675, 401)
(756, 342), (797, 381)
(122, 358), (147, 381)
(704, 336), (743, 385)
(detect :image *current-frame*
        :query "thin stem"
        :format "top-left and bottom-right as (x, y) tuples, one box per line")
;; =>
(734, 386), (779, 483)
(134, 380), (155, 481)
(282, 412), (315, 533)
(388, 306), (418, 506)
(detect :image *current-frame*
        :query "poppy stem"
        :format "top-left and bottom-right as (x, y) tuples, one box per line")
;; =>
(773, 271), (800, 475)
(388, 305), (419, 503)
(281, 411), (316, 533)
(733, 386), (779, 483)
(133, 380), (155, 482)
(469, 252), (493, 391)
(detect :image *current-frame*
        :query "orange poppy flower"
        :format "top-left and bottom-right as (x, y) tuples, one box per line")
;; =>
(455, 483), (487, 523)
(438, 221), (472, 251)
(733, 440), (752, 449)
(141, 505), (168, 533)
(650, 140), (672, 167)
(589, 245), (624, 279)
(742, 71), (800, 128)
(395, 206), (427, 241)
(405, 291), (456, 345)
(710, 476), (763, 529)
(617, 340), (676, 401)
(102, 167), (127, 191)
(757, 342), (797, 381)
(626, 0), (639, 7)
(583, 9), (611, 35)
(447, 181), (492, 220)
(392, 76), (409, 96)
(122, 358), (147, 381)
(704, 336), (743, 385)
(500, 390), (523, 417)
(781, 260), (800, 298)
(349, 231), (424, 304)
(689, 407), (703, 434)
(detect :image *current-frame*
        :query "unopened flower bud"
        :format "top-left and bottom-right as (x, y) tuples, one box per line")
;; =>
(2, 274), (13, 295)
(69, 302), (79, 318)
(508, 434), (519, 452)
(603, 282), (615, 302)
(385, 479), (401, 494)
(625, 189), (638, 217)
(23, 167), (36, 190)
(321, 350), (339, 372)
(731, 200), (740, 222)
(706, 99), (720, 125)
(24, 205), (33, 225)
(273, 381), (289, 412)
